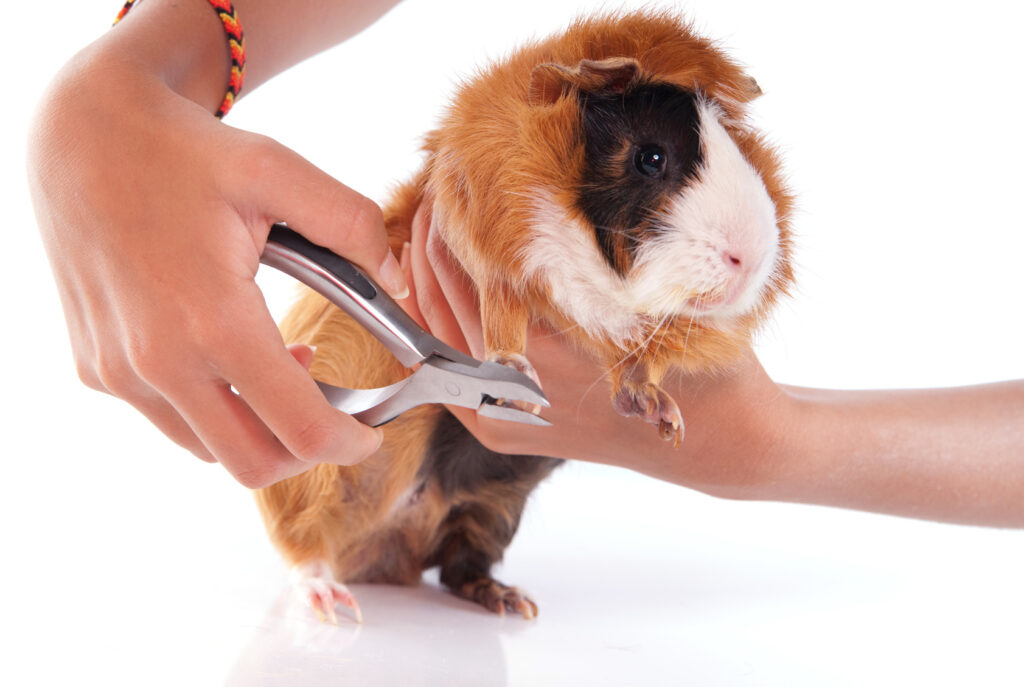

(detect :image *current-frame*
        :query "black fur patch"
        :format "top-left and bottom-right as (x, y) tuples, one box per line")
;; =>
(421, 410), (563, 587)
(420, 409), (563, 499)
(576, 82), (704, 273)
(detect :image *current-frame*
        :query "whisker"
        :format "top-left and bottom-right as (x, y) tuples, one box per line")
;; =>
(679, 293), (700, 361)
(574, 321), (653, 419)
(646, 309), (675, 361)
(575, 356), (627, 417)
(571, 300), (687, 424)
(593, 225), (646, 244)
(533, 321), (582, 340)
(651, 311), (674, 358)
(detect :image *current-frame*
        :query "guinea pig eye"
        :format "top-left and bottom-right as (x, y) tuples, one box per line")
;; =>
(634, 145), (668, 178)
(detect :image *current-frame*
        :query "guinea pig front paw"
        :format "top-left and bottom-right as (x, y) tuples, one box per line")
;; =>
(290, 560), (362, 625)
(612, 381), (684, 447)
(487, 352), (544, 415)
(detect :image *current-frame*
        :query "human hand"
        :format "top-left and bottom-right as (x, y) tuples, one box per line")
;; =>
(27, 48), (406, 488)
(401, 201), (796, 498)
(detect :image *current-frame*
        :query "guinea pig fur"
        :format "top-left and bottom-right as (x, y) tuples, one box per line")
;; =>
(256, 10), (794, 622)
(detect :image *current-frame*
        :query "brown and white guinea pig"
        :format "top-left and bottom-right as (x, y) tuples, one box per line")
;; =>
(256, 10), (794, 622)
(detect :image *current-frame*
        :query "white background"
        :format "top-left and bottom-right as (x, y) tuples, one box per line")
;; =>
(3, 1), (1023, 685)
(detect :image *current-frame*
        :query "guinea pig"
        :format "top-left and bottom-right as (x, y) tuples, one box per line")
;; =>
(255, 9), (794, 622)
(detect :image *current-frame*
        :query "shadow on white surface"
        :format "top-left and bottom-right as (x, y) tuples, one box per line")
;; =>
(214, 467), (1024, 686)
(226, 581), (517, 686)
(225, 555), (855, 686)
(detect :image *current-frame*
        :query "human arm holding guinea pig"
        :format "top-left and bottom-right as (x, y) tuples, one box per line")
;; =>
(27, 0), (408, 487)
(404, 204), (1024, 529)
(29, 1), (1024, 525)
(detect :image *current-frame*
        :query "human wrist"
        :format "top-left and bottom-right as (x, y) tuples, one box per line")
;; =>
(727, 388), (813, 502)
(31, 44), (205, 168)
(661, 366), (804, 502)
(97, 0), (233, 115)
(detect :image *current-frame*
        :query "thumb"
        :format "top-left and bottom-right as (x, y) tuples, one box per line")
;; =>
(285, 343), (317, 370)
(245, 136), (409, 299)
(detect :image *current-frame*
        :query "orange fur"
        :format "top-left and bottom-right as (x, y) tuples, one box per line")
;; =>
(424, 10), (793, 377)
(255, 290), (447, 581)
(255, 10), (794, 607)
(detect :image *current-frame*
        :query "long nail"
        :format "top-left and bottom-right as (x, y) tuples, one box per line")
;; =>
(379, 251), (410, 300)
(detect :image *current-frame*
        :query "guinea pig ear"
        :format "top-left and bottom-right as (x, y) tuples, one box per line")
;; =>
(528, 57), (641, 106)
(737, 76), (763, 102)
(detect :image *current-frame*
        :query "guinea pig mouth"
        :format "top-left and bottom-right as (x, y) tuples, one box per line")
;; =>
(682, 283), (743, 316)
(684, 292), (728, 313)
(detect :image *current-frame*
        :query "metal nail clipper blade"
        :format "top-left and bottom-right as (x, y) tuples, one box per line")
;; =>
(260, 223), (550, 427)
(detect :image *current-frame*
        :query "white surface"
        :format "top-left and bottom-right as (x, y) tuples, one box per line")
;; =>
(3, 1), (1023, 685)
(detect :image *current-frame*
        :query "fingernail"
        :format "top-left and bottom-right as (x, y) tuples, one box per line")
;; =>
(379, 251), (410, 300)
(373, 427), (385, 452)
(307, 344), (318, 357)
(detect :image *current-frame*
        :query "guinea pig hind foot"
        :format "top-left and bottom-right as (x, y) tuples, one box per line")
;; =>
(612, 382), (684, 447)
(289, 560), (363, 625)
(456, 577), (539, 620)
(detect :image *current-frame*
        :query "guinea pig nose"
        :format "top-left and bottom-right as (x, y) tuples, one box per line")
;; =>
(721, 250), (744, 270)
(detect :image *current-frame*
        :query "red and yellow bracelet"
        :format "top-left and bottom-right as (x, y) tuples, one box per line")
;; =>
(113, 0), (245, 118)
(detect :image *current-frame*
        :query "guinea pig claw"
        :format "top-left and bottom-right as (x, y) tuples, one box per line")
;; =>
(659, 417), (684, 447)
(461, 577), (539, 619)
(310, 581), (363, 625)
(488, 352), (544, 415)
(488, 352), (542, 387)
(321, 597), (337, 626)
(291, 561), (363, 625)
(613, 381), (684, 447)
(515, 598), (537, 620)
(493, 397), (545, 416)
(349, 598), (364, 625)
(310, 605), (328, 624)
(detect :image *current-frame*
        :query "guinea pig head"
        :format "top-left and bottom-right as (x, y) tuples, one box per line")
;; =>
(522, 57), (791, 348)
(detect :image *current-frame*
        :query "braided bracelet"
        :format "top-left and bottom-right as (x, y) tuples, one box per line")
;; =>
(114, 0), (245, 118)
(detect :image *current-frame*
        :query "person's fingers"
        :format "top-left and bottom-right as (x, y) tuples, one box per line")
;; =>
(163, 379), (311, 488)
(243, 136), (408, 299)
(212, 294), (383, 470)
(427, 227), (485, 356)
(407, 201), (497, 438)
(129, 394), (218, 463)
(408, 201), (474, 357)
(78, 335), (217, 461)
(398, 240), (428, 327)
(285, 342), (316, 370)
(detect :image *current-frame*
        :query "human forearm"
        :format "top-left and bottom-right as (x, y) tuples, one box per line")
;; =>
(27, 1), (408, 487)
(81, 0), (402, 112)
(405, 203), (1024, 527)
(776, 381), (1024, 526)
(569, 374), (1024, 528)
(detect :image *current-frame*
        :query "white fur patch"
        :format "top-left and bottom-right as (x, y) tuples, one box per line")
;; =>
(519, 195), (645, 341)
(290, 560), (362, 624)
(521, 101), (779, 342)
(632, 101), (779, 321)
